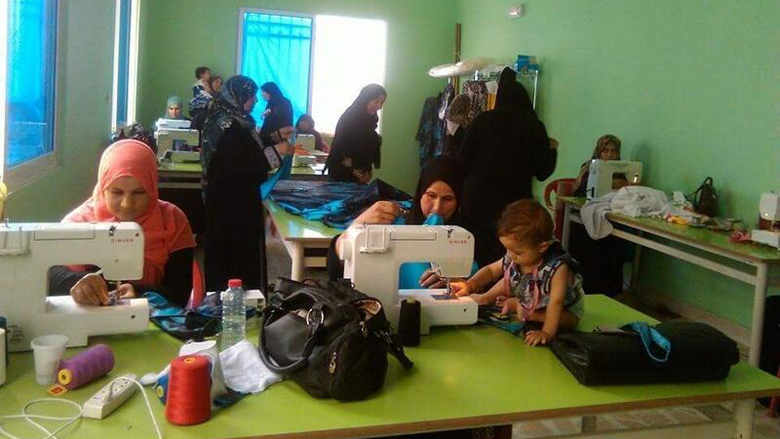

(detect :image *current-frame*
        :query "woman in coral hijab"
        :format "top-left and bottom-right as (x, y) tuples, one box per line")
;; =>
(48, 140), (196, 307)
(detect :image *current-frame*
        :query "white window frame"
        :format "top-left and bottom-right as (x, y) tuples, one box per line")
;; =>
(0, 0), (62, 193)
(111, 0), (140, 131)
(236, 8), (317, 115)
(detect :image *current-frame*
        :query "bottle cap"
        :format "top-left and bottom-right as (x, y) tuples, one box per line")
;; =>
(228, 279), (242, 288)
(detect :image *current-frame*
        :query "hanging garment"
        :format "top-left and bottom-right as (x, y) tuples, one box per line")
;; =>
(433, 83), (455, 157)
(416, 95), (442, 166)
(461, 80), (488, 120)
(270, 180), (412, 229)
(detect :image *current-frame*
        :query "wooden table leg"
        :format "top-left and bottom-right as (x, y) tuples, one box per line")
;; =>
(288, 241), (305, 281)
(734, 399), (755, 439)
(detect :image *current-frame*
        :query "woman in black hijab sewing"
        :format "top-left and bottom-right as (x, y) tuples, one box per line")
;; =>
(258, 82), (294, 147)
(326, 154), (468, 286)
(200, 76), (293, 292)
(458, 67), (558, 267)
(326, 84), (386, 183)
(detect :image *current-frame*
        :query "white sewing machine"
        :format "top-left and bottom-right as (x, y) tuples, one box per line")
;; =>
(586, 160), (643, 199)
(0, 222), (149, 352)
(752, 192), (780, 249)
(340, 225), (478, 334)
(154, 119), (200, 161)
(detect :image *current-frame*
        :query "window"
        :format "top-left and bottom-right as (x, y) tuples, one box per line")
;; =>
(238, 10), (387, 134)
(112, 0), (139, 130)
(310, 16), (386, 135)
(238, 11), (313, 124)
(0, 0), (59, 190)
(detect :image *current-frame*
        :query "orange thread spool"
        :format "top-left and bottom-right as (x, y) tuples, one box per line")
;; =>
(165, 355), (211, 425)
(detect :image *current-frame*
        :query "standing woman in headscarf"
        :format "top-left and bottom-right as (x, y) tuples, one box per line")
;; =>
(458, 67), (558, 267)
(326, 84), (386, 184)
(199, 76), (293, 292)
(48, 140), (196, 307)
(258, 82), (293, 146)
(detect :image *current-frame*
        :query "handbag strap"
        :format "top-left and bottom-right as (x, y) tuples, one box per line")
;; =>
(622, 322), (671, 363)
(258, 303), (325, 374)
(377, 329), (414, 369)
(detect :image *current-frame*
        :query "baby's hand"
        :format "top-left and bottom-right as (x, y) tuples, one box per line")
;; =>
(525, 330), (553, 347)
(448, 281), (471, 297)
(500, 297), (519, 316)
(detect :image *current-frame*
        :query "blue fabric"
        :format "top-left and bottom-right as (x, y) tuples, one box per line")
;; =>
(398, 214), (479, 289)
(6, 0), (57, 166)
(260, 155), (293, 200)
(240, 12), (312, 125)
(270, 180), (413, 229)
(623, 322), (672, 363)
(144, 292), (257, 342)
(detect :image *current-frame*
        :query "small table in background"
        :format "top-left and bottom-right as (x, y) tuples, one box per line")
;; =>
(264, 200), (340, 280)
(559, 196), (780, 367)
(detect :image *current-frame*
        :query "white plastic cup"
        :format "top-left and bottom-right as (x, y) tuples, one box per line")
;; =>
(31, 334), (69, 386)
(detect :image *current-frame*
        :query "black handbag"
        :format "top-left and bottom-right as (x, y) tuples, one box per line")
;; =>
(688, 177), (718, 217)
(550, 321), (739, 385)
(259, 278), (413, 401)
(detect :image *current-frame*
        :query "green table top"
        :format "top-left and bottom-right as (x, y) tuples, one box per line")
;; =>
(157, 161), (201, 174)
(560, 196), (780, 263)
(158, 162), (323, 177)
(1, 295), (778, 439)
(265, 200), (341, 242)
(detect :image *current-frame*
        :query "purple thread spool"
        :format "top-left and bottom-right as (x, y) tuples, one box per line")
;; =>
(57, 344), (115, 390)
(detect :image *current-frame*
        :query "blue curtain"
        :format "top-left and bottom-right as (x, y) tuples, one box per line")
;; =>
(240, 12), (312, 124)
(115, 0), (132, 127)
(6, 0), (57, 167)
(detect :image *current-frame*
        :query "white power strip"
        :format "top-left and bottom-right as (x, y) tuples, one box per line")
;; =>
(82, 374), (138, 419)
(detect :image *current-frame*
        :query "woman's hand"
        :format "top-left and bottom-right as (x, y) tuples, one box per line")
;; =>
(117, 283), (137, 299)
(353, 201), (400, 225)
(70, 273), (110, 306)
(549, 137), (559, 150)
(419, 269), (448, 289)
(353, 168), (372, 184)
(275, 141), (295, 156)
(271, 126), (294, 143)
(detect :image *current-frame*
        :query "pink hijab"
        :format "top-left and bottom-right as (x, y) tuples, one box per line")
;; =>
(64, 140), (196, 286)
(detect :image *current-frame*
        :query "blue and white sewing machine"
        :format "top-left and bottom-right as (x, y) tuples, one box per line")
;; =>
(339, 225), (478, 334)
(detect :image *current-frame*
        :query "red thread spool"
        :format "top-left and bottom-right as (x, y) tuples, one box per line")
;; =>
(165, 355), (211, 425)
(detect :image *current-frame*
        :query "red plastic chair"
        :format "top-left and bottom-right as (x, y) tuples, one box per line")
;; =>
(544, 178), (577, 240)
(187, 260), (205, 309)
(770, 367), (780, 417)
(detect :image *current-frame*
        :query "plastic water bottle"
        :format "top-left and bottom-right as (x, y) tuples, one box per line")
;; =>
(220, 279), (246, 351)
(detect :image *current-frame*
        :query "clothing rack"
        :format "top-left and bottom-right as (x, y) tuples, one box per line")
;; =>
(470, 64), (539, 110)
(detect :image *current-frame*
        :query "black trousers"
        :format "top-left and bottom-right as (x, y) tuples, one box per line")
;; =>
(568, 223), (624, 296)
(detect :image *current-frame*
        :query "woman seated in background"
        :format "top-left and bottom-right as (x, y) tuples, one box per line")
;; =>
(48, 140), (196, 307)
(569, 134), (626, 297)
(295, 114), (330, 153)
(162, 96), (186, 120)
(327, 154), (475, 287)
(326, 84), (386, 184)
(571, 134), (626, 197)
(258, 82), (293, 146)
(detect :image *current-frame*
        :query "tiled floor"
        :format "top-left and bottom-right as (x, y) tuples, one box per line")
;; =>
(263, 233), (780, 439)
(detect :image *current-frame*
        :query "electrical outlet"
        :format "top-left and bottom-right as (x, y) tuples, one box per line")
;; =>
(82, 374), (138, 419)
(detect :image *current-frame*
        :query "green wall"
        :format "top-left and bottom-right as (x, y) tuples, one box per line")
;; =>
(456, 0), (780, 326)
(6, 0), (116, 220)
(137, 0), (459, 194)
